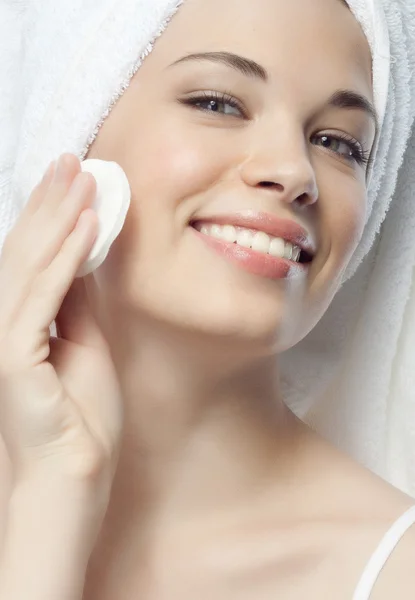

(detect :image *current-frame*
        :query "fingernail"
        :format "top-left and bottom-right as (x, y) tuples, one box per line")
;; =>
(54, 155), (67, 181)
(39, 161), (55, 185)
(44, 160), (56, 180)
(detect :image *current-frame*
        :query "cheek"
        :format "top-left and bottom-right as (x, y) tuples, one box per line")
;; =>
(306, 177), (367, 310)
(299, 184), (367, 339)
(128, 119), (234, 209)
(322, 178), (367, 264)
(111, 117), (240, 268)
(337, 193), (366, 257)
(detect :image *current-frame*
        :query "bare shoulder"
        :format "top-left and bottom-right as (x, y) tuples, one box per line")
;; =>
(330, 448), (415, 599)
(370, 520), (415, 599)
(298, 432), (415, 598)
(319, 474), (415, 600)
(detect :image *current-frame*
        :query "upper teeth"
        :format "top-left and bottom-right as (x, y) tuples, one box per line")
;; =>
(196, 223), (302, 261)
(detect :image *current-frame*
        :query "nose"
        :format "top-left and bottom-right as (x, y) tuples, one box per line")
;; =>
(239, 127), (319, 208)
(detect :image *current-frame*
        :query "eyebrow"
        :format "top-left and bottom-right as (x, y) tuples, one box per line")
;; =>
(169, 51), (379, 133)
(170, 51), (268, 81)
(327, 89), (379, 135)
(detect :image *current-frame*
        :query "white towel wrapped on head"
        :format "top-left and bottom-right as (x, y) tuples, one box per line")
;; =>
(0, 0), (415, 494)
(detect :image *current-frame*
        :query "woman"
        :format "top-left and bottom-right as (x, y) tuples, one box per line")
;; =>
(0, 0), (414, 598)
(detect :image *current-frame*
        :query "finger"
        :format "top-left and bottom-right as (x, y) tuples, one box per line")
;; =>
(20, 161), (57, 220)
(55, 274), (110, 351)
(7, 209), (98, 367)
(0, 170), (96, 330)
(5, 154), (81, 254)
(0, 162), (56, 257)
(0, 155), (77, 283)
(41, 153), (82, 214)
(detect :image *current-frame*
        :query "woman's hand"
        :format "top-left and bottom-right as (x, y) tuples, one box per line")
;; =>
(0, 152), (123, 486)
(0, 152), (123, 542)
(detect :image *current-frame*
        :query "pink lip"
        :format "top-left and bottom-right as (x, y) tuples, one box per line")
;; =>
(190, 227), (310, 280)
(191, 211), (315, 256)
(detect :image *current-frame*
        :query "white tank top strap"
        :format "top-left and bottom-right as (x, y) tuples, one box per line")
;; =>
(352, 504), (415, 600)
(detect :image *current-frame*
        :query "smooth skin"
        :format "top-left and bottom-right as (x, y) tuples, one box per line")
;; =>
(0, 161), (124, 600)
(0, 0), (414, 598)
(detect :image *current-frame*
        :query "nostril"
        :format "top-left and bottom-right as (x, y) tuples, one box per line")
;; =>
(258, 181), (283, 190)
(297, 192), (311, 205)
(259, 181), (275, 187)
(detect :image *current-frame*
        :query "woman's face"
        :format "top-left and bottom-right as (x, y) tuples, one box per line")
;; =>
(85, 0), (376, 352)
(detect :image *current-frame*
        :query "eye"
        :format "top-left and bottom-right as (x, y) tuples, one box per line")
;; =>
(179, 91), (246, 117)
(312, 133), (371, 167)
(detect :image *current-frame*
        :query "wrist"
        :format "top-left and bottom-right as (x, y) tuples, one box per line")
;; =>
(7, 472), (107, 559)
(0, 475), (104, 600)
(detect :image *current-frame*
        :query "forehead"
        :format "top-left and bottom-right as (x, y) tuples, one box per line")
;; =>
(151, 0), (373, 100)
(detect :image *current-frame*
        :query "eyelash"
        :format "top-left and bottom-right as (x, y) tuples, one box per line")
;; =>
(180, 90), (372, 168)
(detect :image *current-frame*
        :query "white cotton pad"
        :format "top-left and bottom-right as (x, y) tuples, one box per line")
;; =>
(75, 159), (131, 278)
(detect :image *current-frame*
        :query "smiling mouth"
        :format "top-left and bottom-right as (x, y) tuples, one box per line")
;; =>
(190, 221), (314, 264)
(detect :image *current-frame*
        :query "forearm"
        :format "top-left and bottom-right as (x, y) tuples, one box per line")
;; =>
(0, 474), (101, 600)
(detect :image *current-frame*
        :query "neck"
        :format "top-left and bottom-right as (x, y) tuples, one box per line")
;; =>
(86, 302), (310, 579)
(100, 310), (303, 518)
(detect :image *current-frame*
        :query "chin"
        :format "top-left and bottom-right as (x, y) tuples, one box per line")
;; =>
(95, 244), (325, 354)
(129, 275), (309, 352)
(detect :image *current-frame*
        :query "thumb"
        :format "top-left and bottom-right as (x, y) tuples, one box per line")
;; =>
(55, 276), (109, 351)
